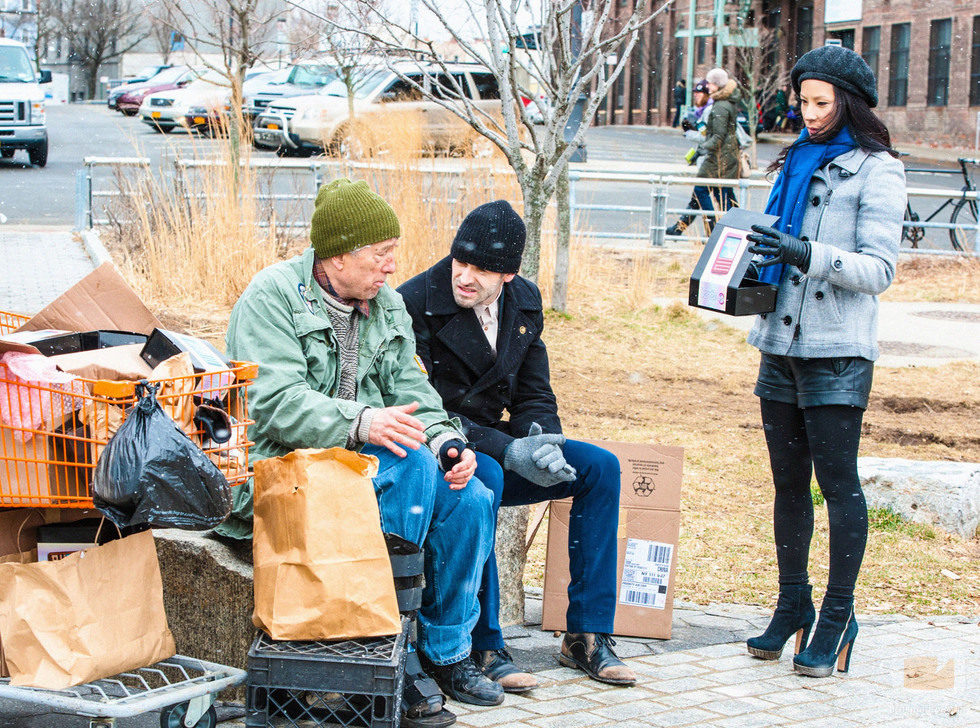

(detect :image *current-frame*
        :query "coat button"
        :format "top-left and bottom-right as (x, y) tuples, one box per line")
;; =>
(839, 170), (851, 178)
(760, 312), (767, 319)
(811, 196), (821, 206)
(815, 291), (824, 300)
(800, 235), (809, 242)
(783, 315), (792, 326)
(791, 275), (801, 285)
(833, 258), (843, 270)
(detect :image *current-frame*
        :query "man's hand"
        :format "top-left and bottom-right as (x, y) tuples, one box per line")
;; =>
(503, 422), (577, 487)
(443, 446), (476, 490)
(367, 402), (426, 457)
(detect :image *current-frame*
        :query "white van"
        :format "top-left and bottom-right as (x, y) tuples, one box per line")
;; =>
(0, 38), (51, 167)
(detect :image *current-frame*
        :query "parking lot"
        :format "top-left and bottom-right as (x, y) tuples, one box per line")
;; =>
(0, 103), (969, 252)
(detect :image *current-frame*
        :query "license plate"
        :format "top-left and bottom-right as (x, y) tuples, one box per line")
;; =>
(151, 111), (161, 119)
(267, 123), (279, 130)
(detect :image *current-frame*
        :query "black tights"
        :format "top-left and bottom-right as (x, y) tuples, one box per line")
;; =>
(760, 399), (868, 600)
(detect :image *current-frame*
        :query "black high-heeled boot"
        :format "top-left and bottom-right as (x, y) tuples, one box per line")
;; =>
(793, 597), (858, 678)
(746, 584), (815, 660)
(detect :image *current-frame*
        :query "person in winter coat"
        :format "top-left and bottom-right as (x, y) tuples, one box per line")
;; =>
(398, 201), (635, 694)
(670, 80), (714, 235)
(671, 79), (686, 127)
(217, 178), (501, 727)
(742, 46), (906, 679)
(667, 68), (742, 237)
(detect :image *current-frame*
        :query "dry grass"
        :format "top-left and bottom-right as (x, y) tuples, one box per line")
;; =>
(104, 123), (980, 618)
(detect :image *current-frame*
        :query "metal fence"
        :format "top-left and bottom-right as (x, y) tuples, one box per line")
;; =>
(77, 157), (979, 256)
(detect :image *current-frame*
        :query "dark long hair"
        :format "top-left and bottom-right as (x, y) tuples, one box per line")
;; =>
(767, 86), (898, 174)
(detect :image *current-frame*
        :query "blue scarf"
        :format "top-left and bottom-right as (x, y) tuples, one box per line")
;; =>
(756, 127), (857, 284)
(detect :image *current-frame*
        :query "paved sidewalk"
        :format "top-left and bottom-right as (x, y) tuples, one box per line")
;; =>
(0, 225), (98, 315)
(430, 596), (979, 728)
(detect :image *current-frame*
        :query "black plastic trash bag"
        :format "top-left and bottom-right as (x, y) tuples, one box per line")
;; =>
(93, 380), (231, 529)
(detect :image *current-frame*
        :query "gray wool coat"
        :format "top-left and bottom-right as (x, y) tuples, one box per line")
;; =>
(747, 148), (907, 361)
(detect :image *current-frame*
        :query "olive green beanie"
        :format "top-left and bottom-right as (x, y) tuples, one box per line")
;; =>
(309, 178), (401, 258)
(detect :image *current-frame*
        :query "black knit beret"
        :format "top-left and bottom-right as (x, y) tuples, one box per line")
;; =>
(451, 200), (526, 274)
(792, 45), (878, 107)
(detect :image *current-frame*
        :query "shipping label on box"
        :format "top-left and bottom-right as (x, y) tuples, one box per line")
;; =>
(542, 441), (683, 640)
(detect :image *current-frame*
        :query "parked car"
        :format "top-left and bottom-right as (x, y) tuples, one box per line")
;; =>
(253, 62), (501, 157)
(113, 66), (193, 116)
(0, 38), (51, 167)
(139, 72), (228, 133)
(106, 64), (175, 99)
(181, 69), (285, 135)
(243, 62), (335, 122)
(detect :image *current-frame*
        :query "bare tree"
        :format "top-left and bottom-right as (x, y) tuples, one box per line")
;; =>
(151, 0), (280, 164)
(729, 26), (789, 167)
(313, 0), (675, 284)
(48, 0), (148, 98)
(33, 0), (55, 68)
(146, 0), (182, 65)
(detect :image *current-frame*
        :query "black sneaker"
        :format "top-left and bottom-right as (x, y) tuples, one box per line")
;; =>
(430, 657), (505, 706)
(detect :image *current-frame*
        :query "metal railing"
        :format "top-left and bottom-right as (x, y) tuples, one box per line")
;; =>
(77, 157), (979, 256)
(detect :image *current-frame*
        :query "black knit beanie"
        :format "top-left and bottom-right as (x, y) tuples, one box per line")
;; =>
(450, 200), (526, 274)
(792, 45), (878, 107)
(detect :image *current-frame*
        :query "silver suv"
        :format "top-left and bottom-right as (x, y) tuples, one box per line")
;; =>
(253, 62), (501, 157)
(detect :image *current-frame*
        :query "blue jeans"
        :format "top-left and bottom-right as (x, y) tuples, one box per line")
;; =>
(694, 184), (738, 228)
(470, 439), (621, 651)
(363, 444), (494, 666)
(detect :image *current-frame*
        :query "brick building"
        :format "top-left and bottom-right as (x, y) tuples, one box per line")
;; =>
(597, 0), (980, 147)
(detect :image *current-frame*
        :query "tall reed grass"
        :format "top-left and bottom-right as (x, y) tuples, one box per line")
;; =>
(108, 108), (673, 316)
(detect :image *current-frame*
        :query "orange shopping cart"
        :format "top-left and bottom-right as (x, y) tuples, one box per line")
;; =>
(0, 310), (256, 509)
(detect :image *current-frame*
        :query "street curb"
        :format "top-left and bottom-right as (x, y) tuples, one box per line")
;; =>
(79, 228), (113, 267)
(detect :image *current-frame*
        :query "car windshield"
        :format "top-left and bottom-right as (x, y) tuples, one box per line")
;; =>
(134, 65), (165, 79)
(290, 64), (336, 87)
(148, 66), (188, 85)
(320, 69), (388, 99)
(0, 45), (36, 83)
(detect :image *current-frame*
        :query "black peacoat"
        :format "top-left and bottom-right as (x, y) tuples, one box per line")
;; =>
(398, 256), (561, 462)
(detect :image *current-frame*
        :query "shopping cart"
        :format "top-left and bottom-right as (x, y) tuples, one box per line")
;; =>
(0, 654), (245, 727)
(0, 309), (257, 508)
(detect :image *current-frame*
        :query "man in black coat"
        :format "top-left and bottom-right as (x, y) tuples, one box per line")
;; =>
(398, 201), (635, 693)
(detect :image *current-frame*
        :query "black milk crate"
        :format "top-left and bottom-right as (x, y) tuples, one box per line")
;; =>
(245, 618), (409, 728)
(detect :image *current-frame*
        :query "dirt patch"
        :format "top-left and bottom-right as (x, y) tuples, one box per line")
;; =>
(876, 395), (972, 414)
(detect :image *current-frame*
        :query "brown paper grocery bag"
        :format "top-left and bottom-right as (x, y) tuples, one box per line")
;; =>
(0, 530), (176, 689)
(252, 447), (401, 641)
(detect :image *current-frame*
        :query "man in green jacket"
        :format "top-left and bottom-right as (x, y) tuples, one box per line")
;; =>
(216, 179), (501, 725)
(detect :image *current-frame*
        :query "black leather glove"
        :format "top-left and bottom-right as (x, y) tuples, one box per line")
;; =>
(747, 224), (811, 272)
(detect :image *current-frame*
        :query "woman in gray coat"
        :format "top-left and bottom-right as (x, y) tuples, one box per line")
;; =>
(741, 46), (906, 678)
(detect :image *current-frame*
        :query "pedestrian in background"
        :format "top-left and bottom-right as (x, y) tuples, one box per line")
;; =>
(668, 80), (713, 237)
(671, 79), (686, 127)
(693, 67), (743, 231)
(742, 45), (906, 678)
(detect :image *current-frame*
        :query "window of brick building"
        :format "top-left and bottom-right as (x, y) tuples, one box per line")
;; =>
(828, 29), (855, 50)
(927, 18), (952, 106)
(794, 4), (813, 63)
(862, 26), (880, 81)
(888, 23), (910, 107)
(970, 16), (980, 106)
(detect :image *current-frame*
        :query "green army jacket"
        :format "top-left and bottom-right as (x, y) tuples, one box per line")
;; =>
(214, 247), (461, 539)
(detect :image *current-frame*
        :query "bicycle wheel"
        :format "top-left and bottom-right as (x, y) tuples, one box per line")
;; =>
(949, 198), (978, 252)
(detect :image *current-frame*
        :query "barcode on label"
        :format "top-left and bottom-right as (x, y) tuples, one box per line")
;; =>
(619, 538), (674, 610)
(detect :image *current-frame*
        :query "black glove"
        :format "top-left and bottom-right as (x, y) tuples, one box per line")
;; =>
(747, 224), (811, 272)
(437, 438), (470, 470)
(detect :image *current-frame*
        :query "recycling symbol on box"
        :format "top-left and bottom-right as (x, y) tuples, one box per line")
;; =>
(632, 475), (655, 497)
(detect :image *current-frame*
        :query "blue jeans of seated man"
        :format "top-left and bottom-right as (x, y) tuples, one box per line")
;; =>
(471, 439), (621, 651)
(363, 444), (494, 666)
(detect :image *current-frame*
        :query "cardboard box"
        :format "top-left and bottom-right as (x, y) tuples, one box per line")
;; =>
(688, 208), (780, 316)
(542, 441), (683, 640)
(48, 344), (153, 381)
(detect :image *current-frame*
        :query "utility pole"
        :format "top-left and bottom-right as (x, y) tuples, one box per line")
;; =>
(565, 0), (586, 162)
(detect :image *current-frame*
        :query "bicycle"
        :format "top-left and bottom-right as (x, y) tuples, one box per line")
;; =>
(903, 157), (979, 252)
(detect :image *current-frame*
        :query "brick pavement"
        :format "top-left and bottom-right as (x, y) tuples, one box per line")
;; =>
(0, 225), (96, 315)
(439, 600), (979, 728)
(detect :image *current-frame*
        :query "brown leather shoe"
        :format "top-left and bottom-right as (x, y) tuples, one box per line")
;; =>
(558, 633), (636, 686)
(472, 649), (538, 693)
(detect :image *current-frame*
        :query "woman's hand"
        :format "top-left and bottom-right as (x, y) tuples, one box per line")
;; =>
(747, 224), (812, 272)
